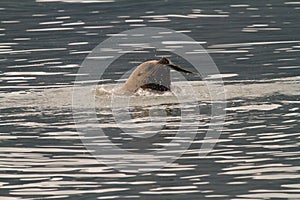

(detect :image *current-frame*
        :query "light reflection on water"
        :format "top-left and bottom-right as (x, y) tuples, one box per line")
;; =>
(0, 97), (299, 199)
(0, 0), (300, 199)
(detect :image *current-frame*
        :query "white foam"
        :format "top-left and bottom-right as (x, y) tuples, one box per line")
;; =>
(226, 104), (281, 111)
(205, 73), (238, 79)
(0, 77), (299, 109)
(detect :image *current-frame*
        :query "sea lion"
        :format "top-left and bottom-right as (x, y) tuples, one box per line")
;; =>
(119, 57), (192, 94)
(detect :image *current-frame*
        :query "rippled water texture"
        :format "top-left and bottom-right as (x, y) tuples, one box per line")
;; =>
(0, 0), (300, 199)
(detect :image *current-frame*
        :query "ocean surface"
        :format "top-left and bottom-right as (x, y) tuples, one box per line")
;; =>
(0, 0), (300, 199)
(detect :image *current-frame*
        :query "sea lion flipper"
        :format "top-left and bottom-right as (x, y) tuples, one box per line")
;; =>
(167, 64), (193, 74)
(158, 57), (193, 74)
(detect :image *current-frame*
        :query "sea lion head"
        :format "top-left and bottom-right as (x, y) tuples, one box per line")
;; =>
(120, 57), (193, 94)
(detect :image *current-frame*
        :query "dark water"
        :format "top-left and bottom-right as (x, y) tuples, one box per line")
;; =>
(0, 0), (300, 199)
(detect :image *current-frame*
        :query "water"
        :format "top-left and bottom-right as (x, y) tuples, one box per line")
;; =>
(1, 0), (300, 199)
